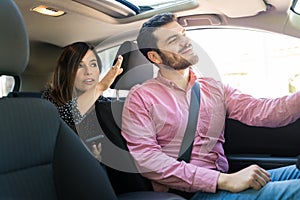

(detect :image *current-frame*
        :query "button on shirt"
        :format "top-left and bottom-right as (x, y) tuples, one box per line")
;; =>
(121, 69), (300, 193)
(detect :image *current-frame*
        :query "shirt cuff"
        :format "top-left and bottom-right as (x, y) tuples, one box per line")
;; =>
(193, 167), (220, 193)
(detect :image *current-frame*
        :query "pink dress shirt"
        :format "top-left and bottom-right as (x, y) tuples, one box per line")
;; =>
(121, 69), (300, 193)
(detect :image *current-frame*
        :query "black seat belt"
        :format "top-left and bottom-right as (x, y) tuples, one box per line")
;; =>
(177, 81), (200, 162)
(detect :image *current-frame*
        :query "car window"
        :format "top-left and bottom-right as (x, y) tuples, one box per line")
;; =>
(98, 45), (120, 97)
(187, 28), (300, 98)
(0, 75), (15, 97)
(98, 46), (120, 73)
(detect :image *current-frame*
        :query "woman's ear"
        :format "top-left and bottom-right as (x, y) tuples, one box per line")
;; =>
(147, 51), (162, 64)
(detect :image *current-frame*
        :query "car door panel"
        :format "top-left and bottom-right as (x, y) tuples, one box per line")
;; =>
(224, 118), (300, 172)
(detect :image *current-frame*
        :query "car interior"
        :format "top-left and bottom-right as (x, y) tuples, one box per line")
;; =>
(0, 0), (184, 199)
(1, 0), (300, 199)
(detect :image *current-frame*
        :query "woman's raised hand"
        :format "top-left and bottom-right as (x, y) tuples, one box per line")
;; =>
(97, 55), (123, 92)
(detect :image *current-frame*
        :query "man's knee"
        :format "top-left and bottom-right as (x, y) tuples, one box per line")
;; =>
(260, 179), (300, 199)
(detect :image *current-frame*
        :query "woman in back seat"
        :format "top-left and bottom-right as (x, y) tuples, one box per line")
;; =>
(42, 42), (123, 160)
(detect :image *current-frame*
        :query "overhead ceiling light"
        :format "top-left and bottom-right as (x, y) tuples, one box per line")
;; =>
(31, 5), (65, 17)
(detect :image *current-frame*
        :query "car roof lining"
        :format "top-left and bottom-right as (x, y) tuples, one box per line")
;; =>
(14, 0), (291, 47)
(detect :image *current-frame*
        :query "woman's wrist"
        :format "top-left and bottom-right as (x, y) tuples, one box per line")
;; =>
(96, 83), (105, 95)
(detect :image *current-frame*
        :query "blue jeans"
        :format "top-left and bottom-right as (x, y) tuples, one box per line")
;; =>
(190, 165), (300, 200)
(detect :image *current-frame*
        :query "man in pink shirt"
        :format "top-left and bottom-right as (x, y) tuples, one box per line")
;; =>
(121, 13), (300, 199)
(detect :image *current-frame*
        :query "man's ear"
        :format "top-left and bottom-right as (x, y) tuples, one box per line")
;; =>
(147, 51), (162, 64)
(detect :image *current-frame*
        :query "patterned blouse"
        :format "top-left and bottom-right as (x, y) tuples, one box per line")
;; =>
(41, 87), (109, 150)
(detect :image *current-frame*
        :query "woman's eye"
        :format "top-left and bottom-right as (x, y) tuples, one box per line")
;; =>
(90, 63), (97, 68)
(78, 63), (84, 68)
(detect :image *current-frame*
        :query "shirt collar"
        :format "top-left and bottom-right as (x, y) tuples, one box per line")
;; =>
(156, 67), (197, 91)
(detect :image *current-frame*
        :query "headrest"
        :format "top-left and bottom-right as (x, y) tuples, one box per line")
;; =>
(0, 0), (29, 76)
(110, 41), (154, 90)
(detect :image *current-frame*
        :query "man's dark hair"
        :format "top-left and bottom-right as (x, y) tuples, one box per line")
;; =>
(137, 12), (177, 62)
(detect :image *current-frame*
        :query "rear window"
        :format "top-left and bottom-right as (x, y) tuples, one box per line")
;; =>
(98, 45), (120, 97)
(0, 75), (15, 97)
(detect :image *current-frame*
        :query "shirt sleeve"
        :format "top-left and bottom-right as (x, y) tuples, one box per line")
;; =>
(224, 84), (300, 127)
(121, 87), (220, 193)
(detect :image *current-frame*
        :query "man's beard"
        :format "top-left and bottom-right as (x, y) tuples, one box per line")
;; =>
(159, 51), (198, 70)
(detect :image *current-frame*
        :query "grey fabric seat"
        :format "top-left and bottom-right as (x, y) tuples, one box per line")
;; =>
(0, 1), (116, 199)
(0, 0), (185, 199)
(0, 98), (118, 200)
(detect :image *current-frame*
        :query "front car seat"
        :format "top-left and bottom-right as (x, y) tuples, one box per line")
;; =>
(0, 1), (117, 199)
(0, 98), (118, 199)
(96, 41), (155, 195)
